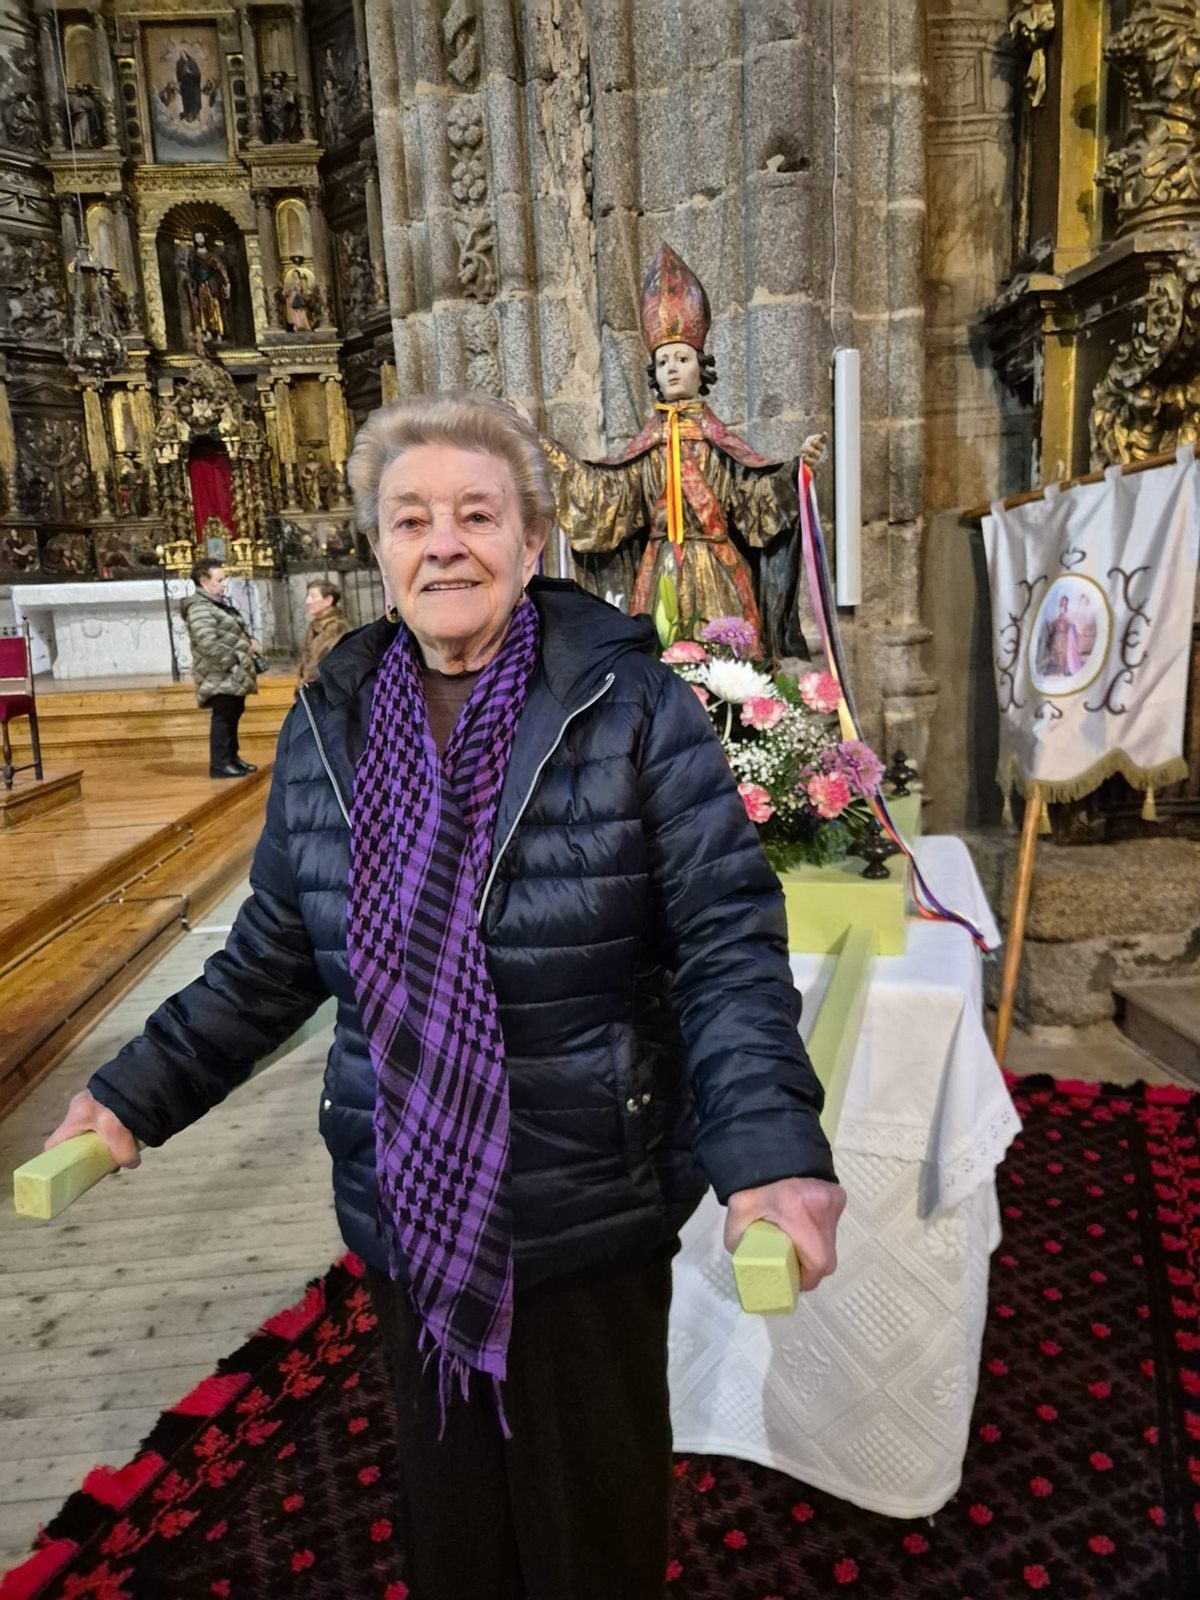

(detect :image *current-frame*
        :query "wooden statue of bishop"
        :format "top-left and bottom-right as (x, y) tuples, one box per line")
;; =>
(540, 243), (823, 659)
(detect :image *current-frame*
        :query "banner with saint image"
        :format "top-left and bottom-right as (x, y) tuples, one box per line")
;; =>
(982, 444), (1200, 805)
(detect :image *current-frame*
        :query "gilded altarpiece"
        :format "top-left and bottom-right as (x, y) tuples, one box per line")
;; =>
(984, 0), (1200, 834)
(0, 0), (385, 621)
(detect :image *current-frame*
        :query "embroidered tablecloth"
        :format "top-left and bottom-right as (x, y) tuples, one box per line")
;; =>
(668, 836), (1020, 1518)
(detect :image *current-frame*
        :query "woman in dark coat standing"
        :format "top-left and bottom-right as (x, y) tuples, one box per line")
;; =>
(46, 393), (844, 1600)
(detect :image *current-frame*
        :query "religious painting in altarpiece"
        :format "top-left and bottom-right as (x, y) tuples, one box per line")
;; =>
(143, 23), (228, 165)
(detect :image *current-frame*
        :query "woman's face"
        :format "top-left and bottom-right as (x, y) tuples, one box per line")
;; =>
(654, 341), (701, 401)
(305, 587), (334, 619)
(376, 443), (543, 672)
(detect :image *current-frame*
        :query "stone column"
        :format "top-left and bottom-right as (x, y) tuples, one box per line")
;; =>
(290, 3), (316, 140)
(253, 189), (283, 328)
(303, 187), (335, 327)
(240, 8), (264, 142)
(93, 16), (119, 148)
(36, 7), (67, 150)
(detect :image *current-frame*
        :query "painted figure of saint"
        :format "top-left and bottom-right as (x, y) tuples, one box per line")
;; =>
(539, 244), (822, 659)
(1039, 595), (1082, 679)
(176, 50), (202, 121)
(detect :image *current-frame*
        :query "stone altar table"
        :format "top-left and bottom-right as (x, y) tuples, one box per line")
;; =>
(12, 582), (192, 680)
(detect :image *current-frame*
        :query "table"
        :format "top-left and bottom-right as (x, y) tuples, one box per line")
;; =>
(668, 836), (1019, 1518)
(12, 581), (191, 679)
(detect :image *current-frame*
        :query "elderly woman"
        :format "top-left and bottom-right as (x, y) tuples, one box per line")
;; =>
(46, 393), (843, 1600)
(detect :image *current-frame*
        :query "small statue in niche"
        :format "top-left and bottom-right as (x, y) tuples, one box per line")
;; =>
(539, 243), (826, 660)
(4, 91), (43, 152)
(320, 54), (343, 146)
(0, 527), (38, 572)
(277, 262), (318, 332)
(299, 451), (324, 510)
(67, 84), (103, 148)
(115, 452), (148, 517)
(184, 230), (232, 346)
(262, 71), (299, 144)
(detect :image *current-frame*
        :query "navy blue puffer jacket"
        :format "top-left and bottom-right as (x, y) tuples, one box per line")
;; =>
(89, 580), (835, 1284)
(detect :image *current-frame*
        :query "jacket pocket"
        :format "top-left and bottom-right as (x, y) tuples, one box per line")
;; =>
(610, 1023), (652, 1175)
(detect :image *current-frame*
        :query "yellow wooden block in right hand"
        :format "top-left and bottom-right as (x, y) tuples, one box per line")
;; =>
(732, 1220), (801, 1314)
(13, 1134), (118, 1221)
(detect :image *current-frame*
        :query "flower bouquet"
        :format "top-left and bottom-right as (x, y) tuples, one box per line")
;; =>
(660, 614), (886, 872)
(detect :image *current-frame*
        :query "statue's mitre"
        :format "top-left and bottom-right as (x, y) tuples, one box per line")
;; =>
(640, 243), (710, 354)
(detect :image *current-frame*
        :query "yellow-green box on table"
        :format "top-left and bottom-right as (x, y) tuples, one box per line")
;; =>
(777, 858), (906, 956)
(886, 790), (922, 844)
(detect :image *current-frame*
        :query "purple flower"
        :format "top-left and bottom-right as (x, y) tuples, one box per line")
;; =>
(699, 616), (757, 659)
(837, 739), (885, 795)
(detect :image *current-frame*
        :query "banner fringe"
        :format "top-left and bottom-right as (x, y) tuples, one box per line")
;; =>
(996, 751), (1189, 808)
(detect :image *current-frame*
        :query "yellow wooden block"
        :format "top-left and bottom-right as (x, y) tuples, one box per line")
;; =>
(777, 859), (906, 955)
(732, 1220), (801, 1314)
(13, 1134), (118, 1221)
(886, 791), (923, 844)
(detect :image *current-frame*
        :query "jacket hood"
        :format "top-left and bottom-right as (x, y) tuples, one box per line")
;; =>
(312, 578), (656, 711)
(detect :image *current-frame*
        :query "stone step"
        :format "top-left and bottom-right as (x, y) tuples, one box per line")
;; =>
(1114, 979), (1200, 1086)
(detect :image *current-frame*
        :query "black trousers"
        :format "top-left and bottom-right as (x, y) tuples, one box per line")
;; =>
(367, 1251), (674, 1600)
(206, 693), (244, 769)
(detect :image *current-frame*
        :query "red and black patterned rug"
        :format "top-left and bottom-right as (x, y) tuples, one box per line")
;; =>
(3, 1075), (1199, 1600)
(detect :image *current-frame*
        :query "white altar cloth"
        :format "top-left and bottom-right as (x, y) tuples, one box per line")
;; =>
(12, 581), (191, 679)
(668, 836), (1019, 1519)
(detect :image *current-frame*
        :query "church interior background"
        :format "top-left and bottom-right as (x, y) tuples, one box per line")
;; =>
(0, 0), (1196, 1014)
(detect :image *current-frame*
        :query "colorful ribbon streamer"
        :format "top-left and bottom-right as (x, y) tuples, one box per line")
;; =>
(655, 401), (687, 563)
(797, 462), (993, 954)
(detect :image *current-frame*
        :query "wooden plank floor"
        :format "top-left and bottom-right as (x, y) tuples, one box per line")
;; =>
(0, 887), (342, 1574)
(0, 749), (277, 959)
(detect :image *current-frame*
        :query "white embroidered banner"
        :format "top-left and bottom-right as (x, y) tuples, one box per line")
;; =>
(982, 445), (1200, 804)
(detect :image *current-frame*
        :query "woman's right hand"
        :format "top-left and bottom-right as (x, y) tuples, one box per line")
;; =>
(45, 1090), (140, 1169)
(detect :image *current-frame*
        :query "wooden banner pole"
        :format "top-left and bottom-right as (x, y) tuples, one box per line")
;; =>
(993, 781), (1042, 1065)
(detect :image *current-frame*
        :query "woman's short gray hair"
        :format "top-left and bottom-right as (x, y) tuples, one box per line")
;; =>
(347, 391), (554, 542)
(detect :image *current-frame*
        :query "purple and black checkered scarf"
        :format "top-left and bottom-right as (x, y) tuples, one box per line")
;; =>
(346, 597), (539, 1428)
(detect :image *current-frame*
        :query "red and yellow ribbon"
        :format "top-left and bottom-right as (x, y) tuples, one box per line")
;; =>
(655, 401), (689, 562)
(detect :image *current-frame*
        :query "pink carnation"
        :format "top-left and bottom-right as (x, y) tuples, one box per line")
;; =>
(661, 640), (709, 664)
(690, 684), (711, 707)
(836, 739), (884, 795)
(806, 772), (852, 818)
(737, 782), (774, 824)
(740, 696), (786, 732)
(798, 671), (842, 714)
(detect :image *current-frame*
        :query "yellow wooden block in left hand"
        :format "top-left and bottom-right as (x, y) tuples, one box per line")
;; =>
(13, 1134), (118, 1220)
(732, 1220), (801, 1313)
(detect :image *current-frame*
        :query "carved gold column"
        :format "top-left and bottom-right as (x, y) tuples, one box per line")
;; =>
(303, 187), (336, 327)
(241, 8), (264, 143)
(112, 195), (144, 337)
(139, 231), (168, 350)
(253, 189), (283, 329)
(381, 361), (399, 403)
(36, 7), (67, 150)
(82, 382), (114, 519)
(290, 2), (317, 141)
(322, 372), (352, 505)
(273, 376), (300, 505)
(93, 16), (120, 148)
(0, 356), (16, 515)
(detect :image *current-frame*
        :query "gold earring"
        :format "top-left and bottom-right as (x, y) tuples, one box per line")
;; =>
(385, 603), (400, 623)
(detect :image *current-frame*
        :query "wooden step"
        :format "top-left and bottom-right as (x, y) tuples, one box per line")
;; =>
(1114, 978), (1200, 1086)
(0, 770), (271, 1118)
(5, 680), (296, 763)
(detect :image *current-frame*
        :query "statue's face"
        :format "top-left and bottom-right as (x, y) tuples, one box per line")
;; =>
(654, 341), (701, 401)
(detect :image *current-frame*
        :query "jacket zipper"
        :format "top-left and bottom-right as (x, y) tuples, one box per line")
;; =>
(298, 672), (617, 913)
(477, 671), (615, 921)
(298, 684), (352, 827)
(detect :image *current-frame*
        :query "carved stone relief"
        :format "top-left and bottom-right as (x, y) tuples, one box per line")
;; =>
(442, 0), (479, 90)
(0, 236), (67, 342)
(335, 223), (376, 331)
(0, 41), (45, 155)
(15, 414), (93, 521)
(446, 99), (495, 303)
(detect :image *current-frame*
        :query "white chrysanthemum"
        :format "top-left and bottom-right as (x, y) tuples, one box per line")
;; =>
(701, 658), (774, 704)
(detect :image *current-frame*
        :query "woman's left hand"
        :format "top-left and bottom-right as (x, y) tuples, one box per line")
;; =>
(724, 1177), (847, 1292)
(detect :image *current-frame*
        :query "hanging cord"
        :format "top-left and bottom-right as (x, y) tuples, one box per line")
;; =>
(50, 19), (88, 246)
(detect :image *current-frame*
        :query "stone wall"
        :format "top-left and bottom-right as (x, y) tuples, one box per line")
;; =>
(364, 0), (942, 766)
